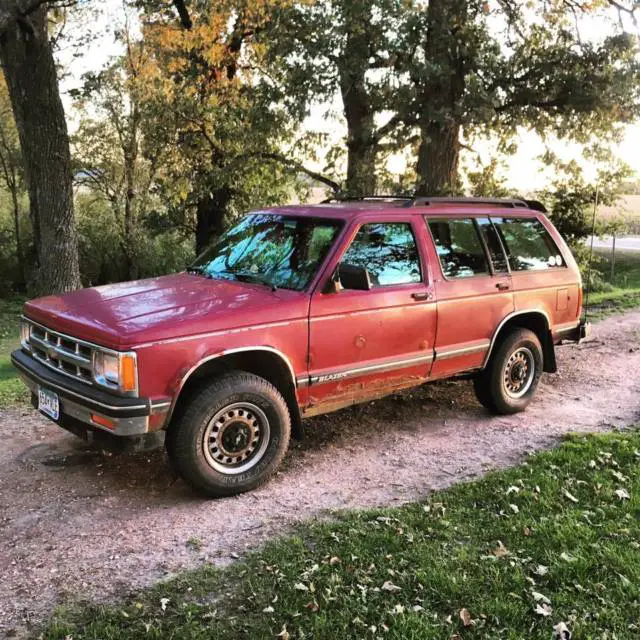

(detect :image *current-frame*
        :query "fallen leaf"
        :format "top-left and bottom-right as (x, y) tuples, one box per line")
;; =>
(535, 603), (553, 617)
(492, 541), (509, 558)
(160, 597), (170, 612)
(329, 556), (341, 565)
(305, 600), (319, 612)
(294, 582), (309, 592)
(531, 591), (551, 604)
(560, 552), (576, 562)
(615, 488), (630, 500)
(506, 486), (520, 495)
(391, 604), (405, 615)
(277, 625), (290, 640)
(263, 606), (274, 613)
(533, 564), (549, 576)
(459, 608), (472, 627)
(381, 580), (402, 592)
(509, 504), (519, 514)
(563, 489), (579, 503)
(553, 621), (572, 639)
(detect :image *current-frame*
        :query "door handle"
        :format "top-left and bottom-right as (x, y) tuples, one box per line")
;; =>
(411, 292), (432, 301)
(496, 282), (510, 291)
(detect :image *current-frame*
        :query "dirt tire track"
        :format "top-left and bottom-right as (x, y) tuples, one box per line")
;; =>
(1, 311), (639, 636)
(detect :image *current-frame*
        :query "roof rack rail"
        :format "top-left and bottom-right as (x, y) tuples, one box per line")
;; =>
(321, 195), (412, 204)
(405, 196), (528, 208)
(319, 195), (548, 212)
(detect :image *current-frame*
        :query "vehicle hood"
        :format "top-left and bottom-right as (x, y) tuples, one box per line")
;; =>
(23, 273), (306, 349)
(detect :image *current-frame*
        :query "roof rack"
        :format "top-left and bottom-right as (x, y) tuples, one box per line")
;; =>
(320, 195), (548, 213)
(321, 195), (412, 204)
(405, 197), (527, 208)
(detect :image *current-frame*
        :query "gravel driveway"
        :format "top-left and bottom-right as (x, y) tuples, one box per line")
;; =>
(1, 311), (640, 637)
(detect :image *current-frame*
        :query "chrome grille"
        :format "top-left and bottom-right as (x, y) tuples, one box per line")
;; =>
(23, 320), (94, 385)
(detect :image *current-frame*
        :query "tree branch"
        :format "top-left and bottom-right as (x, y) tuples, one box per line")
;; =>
(172, 0), (192, 29)
(258, 152), (341, 192)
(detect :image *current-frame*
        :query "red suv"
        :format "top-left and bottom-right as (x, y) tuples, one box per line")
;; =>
(12, 197), (588, 496)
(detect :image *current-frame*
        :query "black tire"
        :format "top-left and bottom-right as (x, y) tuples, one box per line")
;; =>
(166, 372), (291, 497)
(473, 328), (543, 415)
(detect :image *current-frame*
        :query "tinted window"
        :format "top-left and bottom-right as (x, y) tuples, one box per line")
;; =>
(191, 213), (341, 290)
(477, 217), (509, 273)
(493, 217), (565, 271)
(341, 222), (421, 287)
(428, 218), (489, 278)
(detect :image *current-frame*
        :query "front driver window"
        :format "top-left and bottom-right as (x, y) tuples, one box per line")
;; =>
(340, 222), (422, 287)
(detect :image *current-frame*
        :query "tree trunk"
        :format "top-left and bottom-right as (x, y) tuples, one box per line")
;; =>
(0, 7), (81, 295)
(123, 106), (139, 280)
(415, 120), (461, 196)
(339, 0), (376, 197)
(414, 0), (467, 196)
(10, 178), (24, 285)
(195, 187), (232, 255)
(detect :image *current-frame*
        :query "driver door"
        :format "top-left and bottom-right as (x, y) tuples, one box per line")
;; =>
(305, 217), (437, 414)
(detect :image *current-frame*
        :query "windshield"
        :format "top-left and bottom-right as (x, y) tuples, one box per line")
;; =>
(190, 213), (343, 291)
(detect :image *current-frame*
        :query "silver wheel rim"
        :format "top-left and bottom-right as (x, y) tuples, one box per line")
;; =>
(203, 402), (270, 475)
(502, 346), (535, 399)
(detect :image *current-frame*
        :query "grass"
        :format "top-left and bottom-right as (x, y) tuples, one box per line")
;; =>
(586, 249), (640, 320)
(0, 296), (27, 407)
(43, 430), (640, 640)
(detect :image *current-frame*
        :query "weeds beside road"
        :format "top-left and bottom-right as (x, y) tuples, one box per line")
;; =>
(0, 297), (27, 407)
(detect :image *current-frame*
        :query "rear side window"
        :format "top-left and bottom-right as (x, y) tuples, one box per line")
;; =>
(341, 222), (421, 287)
(428, 218), (489, 278)
(492, 218), (565, 271)
(476, 217), (509, 273)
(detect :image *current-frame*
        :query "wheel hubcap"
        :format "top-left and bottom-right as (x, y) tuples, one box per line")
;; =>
(503, 347), (535, 399)
(203, 402), (270, 475)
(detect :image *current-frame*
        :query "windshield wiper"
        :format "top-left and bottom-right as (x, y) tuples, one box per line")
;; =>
(230, 271), (278, 292)
(186, 265), (208, 276)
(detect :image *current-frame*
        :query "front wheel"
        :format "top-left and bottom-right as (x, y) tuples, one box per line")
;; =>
(473, 328), (543, 415)
(166, 372), (291, 497)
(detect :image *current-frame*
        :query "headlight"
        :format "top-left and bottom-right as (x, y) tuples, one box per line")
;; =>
(93, 351), (138, 395)
(20, 319), (32, 345)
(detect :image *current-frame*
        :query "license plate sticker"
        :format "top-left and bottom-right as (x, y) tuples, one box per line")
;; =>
(38, 387), (59, 421)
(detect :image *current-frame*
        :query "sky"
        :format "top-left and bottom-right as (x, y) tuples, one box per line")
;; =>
(57, 0), (640, 194)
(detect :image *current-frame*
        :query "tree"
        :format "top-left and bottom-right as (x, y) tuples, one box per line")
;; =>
(264, 0), (408, 196)
(267, 0), (640, 197)
(137, 0), (307, 254)
(0, 75), (26, 286)
(0, 1), (81, 294)
(72, 18), (169, 280)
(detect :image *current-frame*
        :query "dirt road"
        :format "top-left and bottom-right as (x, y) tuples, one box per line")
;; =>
(1, 311), (639, 637)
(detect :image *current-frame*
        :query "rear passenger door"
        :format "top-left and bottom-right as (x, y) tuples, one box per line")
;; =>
(491, 216), (580, 330)
(425, 217), (514, 377)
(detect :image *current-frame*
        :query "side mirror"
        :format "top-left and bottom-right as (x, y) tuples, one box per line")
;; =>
(338, 263), (372, 291)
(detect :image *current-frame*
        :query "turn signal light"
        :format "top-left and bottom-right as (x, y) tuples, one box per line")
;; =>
(120, 354), (137, 393)
(91, 413), (115, 430)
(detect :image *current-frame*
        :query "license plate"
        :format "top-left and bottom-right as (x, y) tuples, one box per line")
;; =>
(38, 387), (59, 421)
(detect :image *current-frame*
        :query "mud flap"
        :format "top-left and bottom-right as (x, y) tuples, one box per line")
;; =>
(543, 330), (558, 373)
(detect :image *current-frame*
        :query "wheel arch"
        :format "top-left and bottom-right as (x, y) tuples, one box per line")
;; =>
(167, 347), (303, 439)
(483, 310), (557, 374)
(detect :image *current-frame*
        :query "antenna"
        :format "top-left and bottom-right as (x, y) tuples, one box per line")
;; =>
(583, 185), (599, 325)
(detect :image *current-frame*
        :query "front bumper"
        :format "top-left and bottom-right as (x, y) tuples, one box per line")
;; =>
(11, 349), (167, 436)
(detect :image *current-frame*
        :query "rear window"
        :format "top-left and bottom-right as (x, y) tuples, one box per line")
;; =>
(492, 218), (565, 271)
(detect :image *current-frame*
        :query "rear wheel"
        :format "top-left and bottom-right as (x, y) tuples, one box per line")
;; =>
(166, 372), (291, 497)
(473, 328), (543, 415)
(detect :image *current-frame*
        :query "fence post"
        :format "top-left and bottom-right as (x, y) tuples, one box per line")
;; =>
(610, 234), (616, 283)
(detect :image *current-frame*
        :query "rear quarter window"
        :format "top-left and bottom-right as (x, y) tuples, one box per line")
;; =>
(492, 217), (566, 271)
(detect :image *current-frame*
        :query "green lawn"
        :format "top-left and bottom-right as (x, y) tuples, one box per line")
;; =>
(0, 296), (27, 407)
(586, 248), (640, 320)
(44, 430), (640, 640)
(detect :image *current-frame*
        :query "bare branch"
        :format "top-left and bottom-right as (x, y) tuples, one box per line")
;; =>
(258, 152), (341, 192)
(172, 0), (192, 29)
